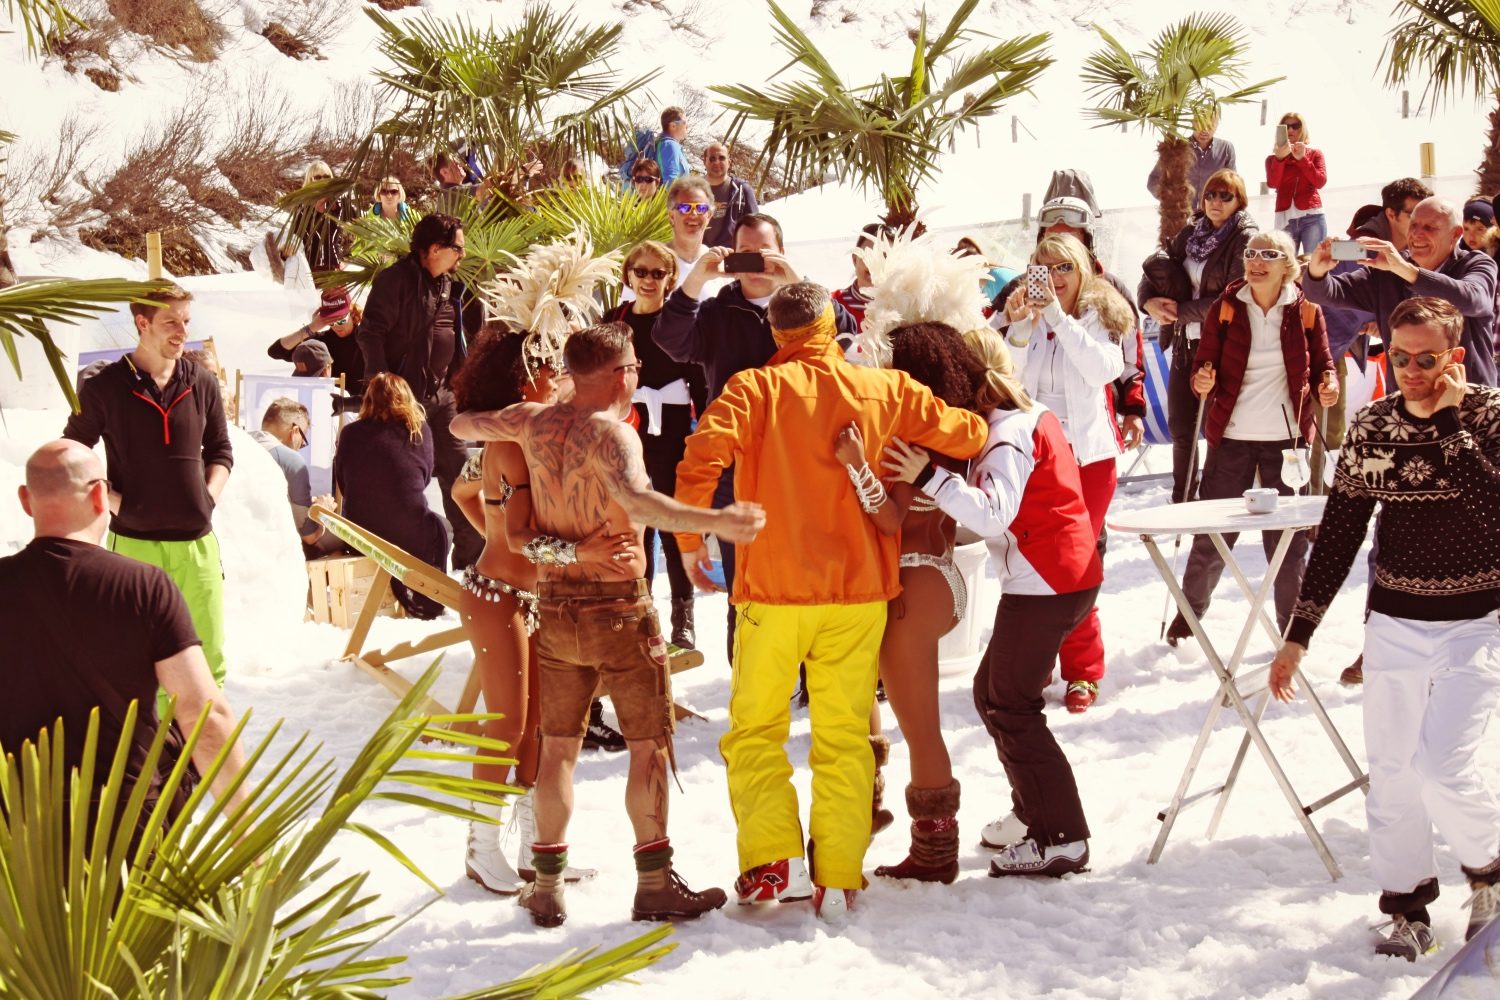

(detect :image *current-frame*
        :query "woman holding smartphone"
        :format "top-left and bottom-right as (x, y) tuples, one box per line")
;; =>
(1266, 112), (1328, 254)
(993, 233), (1129, 712)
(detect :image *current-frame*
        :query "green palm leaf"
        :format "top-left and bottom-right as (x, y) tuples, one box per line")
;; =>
(2, 0), (82, 57)
(0, 277), (175, 412)
(1381, 0), (1500, 106)
(713, 0), (1051, 228)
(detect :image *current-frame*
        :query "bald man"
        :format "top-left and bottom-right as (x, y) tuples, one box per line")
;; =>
(0, 440), (248, 829)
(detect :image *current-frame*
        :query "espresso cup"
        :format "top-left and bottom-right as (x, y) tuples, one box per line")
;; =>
(1244, 488), (1279, 514)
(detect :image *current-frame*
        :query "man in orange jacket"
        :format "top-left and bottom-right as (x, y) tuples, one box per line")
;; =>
(673, 282), (988, 921)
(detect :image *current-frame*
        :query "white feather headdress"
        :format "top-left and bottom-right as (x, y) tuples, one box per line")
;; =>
(477, 230), (622, 366)
(855, 228), (991, 366)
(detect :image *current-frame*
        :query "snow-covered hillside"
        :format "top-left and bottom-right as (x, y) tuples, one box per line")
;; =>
(4, 1), (1499, 998)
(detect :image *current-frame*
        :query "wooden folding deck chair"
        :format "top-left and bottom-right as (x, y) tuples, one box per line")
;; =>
(309, 506), (706, 735)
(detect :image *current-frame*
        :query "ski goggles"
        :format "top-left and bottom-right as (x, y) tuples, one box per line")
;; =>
(1037, 203), (1091, 229)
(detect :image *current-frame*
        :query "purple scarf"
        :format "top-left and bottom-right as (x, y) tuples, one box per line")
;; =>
(1185, 211), (1242, 262)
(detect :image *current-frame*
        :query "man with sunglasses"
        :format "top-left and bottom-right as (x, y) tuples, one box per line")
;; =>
(251, 398), (340, 558)
(270, 288), (364, 386)
(357, 212), (483, 568)
(702, 142), (759, 249)
(1305, 196), (1498, 387)
(1270, 296), (1500, 962)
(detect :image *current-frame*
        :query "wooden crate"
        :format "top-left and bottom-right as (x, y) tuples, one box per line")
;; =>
(307, 555), (400, 628)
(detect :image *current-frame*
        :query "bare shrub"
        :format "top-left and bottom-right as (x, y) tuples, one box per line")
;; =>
(107, 0), (227, 62)
(307, 81), (382, 174)
(364, 0), (419, 9)
(263, 0), (350, 58)
(0, 115), (103, 236)
(216, 83), (310, 206)
(80, 100), (239, 272)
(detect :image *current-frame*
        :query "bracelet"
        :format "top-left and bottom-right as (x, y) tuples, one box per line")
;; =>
(845, 462), (887, 515)
(521, 535), (577, 566)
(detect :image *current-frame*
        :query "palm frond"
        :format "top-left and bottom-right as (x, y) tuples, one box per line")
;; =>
(0, 277), (174, 412)
(2, 0), (82, 57)
(1381, 0), (1500, 107)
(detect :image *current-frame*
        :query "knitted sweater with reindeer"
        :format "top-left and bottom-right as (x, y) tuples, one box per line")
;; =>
(1287, 384), (1500, 647)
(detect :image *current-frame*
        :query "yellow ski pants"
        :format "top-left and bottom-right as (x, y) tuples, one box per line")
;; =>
(721, 600), (886, 890)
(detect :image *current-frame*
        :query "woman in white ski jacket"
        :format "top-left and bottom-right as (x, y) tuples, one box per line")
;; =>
(992, 232), (1129, 711)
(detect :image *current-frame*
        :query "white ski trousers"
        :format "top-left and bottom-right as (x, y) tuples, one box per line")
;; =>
(1363, 611), (1500, 894)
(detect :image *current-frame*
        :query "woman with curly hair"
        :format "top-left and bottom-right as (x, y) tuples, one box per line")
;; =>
(842, 321), (986, 884)
(448, 328), (634, 893)
(334, 372), (448, 620)
(997, 232), (1130, 712)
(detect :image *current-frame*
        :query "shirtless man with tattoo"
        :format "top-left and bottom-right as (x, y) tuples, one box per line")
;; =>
(451, 322), (765, 928)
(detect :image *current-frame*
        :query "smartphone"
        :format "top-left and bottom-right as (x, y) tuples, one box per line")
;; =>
(1329, 239), (1372, 262)
(1026, 264), (1050, 303)
(1275, 123), (1288, 148)
(722, 252), (766, 274)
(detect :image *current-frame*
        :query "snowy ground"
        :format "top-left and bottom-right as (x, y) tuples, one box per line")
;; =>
(5, 400), (1491, 998)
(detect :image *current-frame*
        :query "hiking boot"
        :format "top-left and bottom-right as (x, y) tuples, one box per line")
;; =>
(632, 866), (727, 921)
(1462, 860), (1500, 942)
(511, 791), (597, 884)
(1166, 613), (1193, 647)
(1341, 655), (1364, 686)
(1375, 915), (1435, 961)
(979, 811), (1027, 851)
(734, 857), (813, 904)
(987, 837), (1089, 878)
(465, 801), (522, 895)
(813, 885), (856, 924)
(1065, 680), (1099, 713)
(670, 598), (696, 650)
(870, 735), (894, 837)
(583, 699), (626, 753)
(875, 780), (960, 884)
(519, 876), (566, 928)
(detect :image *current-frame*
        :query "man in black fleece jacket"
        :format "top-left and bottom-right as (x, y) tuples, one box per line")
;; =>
(63, 283), (233, 687)
(1269, 298), (1500, 961)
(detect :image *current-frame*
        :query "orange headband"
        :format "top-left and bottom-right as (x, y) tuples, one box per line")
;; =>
(772, 302), (835, 346)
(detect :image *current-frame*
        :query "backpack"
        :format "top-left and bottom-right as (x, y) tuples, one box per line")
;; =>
(1217, 297), (1318, 332)
(620, 126), (659, 181)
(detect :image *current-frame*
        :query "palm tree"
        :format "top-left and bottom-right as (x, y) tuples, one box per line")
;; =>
(1082, 14), (1282, 247)
(712, 0), (1052, 230)
(1, 0), (80, 54)
(1380, 0), (1500, 195)
(0, 665), (675, 997)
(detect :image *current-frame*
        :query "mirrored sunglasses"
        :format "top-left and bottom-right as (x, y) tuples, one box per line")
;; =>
(1036, 261), (1076, 275)
(672, 202), (712, 215)
(1243, 248), (1289, 261)
(1389, 347), (1455, 371)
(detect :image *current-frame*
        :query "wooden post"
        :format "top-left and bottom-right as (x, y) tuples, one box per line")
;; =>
(1402, 91), (1410, 119)
(1011, 115), (1018, 143)
(145, 232), (162, 279)
(1260, 99), (1268, 126)
(1420, 142), (1436, 178)
(1022, 193), (1032, 225)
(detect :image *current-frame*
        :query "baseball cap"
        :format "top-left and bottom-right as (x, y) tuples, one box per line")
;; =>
(292, 339), (333, 376)
(318, 287), (352, 323)
(1464, 199), (1495, 227)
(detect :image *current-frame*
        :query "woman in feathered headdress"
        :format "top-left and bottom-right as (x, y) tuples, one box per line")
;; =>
(447, 233), (630, 894)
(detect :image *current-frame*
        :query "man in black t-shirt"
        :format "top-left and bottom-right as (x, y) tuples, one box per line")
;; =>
(0, 440), (248, 825)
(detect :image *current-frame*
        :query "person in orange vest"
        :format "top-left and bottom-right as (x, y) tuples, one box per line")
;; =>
(672, 282), (988, 922)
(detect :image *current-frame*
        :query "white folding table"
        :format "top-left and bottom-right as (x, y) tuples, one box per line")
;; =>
(1108, 496), (1368, 880)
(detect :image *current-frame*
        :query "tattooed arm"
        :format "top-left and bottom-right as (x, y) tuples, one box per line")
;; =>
(449, 403), (539, 444)
(596, 418), (763, 541)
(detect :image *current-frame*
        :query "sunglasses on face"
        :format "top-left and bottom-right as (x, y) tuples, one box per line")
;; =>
(441, 241), (466, 253)
(312, 174), (332, 182)
(379, 188), (401, 196)
(1389, 347), (1456, 371)
(1036, 261), (1076, 275)
(1203, 190), (1237, 204)
(672, 202), (712, 215)
(633, 175), (659, 184)
(1243, 248), (1289, 261)
(1284, 121), (1303, 129)
(631, 266), (669, 280)
(613, 362), (643, 375)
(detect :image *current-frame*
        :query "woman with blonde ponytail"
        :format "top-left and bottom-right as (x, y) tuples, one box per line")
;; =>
(883, 327), (1104, 880)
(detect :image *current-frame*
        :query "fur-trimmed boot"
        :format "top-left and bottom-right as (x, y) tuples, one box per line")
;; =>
(870, 735), (895, 837)
(873, 780), (961, 884)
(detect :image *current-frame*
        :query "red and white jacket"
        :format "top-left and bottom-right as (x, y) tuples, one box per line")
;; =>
(918, 405), (1102, 597)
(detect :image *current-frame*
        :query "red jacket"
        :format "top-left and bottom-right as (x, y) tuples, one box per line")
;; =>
(1265, 148), (1327, 212)
(1193, 280), (1335, 446)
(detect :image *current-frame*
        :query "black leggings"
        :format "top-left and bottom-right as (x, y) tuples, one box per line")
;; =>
(973, 588), (1099, 846)
(636, 402), (694, 602)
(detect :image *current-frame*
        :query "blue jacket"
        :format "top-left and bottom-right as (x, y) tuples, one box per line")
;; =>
(657, 137), (690, 189)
